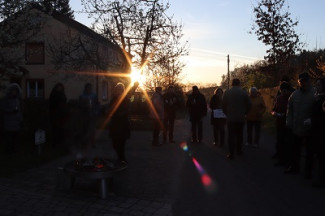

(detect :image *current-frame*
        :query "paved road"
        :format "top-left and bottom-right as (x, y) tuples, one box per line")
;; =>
(172, 117), (325, 216)
(0, 114), (324, 216)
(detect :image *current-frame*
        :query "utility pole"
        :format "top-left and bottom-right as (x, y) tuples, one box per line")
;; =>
(227, 54), (230, 90)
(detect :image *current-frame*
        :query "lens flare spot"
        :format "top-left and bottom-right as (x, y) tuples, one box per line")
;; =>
(180, 142), (188, 151)
(201, 174), (212, 186)
(192, 157), (204, 175)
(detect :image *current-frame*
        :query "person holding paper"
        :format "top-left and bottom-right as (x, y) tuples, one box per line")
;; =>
(209, 88), (226, 147)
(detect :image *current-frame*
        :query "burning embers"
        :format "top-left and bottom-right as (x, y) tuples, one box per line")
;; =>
(74, 158), (115, 171)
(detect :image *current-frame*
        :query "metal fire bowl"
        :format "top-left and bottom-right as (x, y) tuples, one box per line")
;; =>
(64, 159), (127, 179)
(62, 158), (127, 199)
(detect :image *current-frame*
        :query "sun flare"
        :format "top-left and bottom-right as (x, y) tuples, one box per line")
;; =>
(130, 67), (146, 86)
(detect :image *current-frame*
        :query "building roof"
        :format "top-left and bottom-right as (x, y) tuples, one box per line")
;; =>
(20, 3), (121, 52)
(51, 10), (120, 50)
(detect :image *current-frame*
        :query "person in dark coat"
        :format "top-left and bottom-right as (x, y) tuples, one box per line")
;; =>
(79, 83), (100, 149)
(311, 77), (325, 187)
(151, 87), (164, 146)
(163, 85), (178, 143)
(49, 83), (68, 149)
(108, 82), (138, 163)
(186, 86), (207, 143)
(0, 83), (23, 154)
(272, 82), (292, 166)
(275, 75), (295, 97)
(272, 75), (295, 159)
(222, 79), (251, 159)
(209, 88), (226, 147)
(285, 72), (315, 177)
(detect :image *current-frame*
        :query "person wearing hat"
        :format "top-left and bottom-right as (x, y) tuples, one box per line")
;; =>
(285, 72), (315, 177)
(186, 86), (207, 143)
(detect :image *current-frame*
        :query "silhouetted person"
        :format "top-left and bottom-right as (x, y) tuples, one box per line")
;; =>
(222, 79), (251, 159)
(246, 87), (266, 148)
(49, 83), (68, 149)
(151, 87), (164, 146)
(286, 72), (315, 178)
(186, 86), (207, 143)
(109, 82), (138, 163)
(0, 83), (23, 154)
(272, 82), (292, 166)
(209, 88), (226, 147)
(79, 83), (99, 150)
(311, 77), (325, 187)
(272, 75), (295, 159)
(163, 85), (178, 143)
(276, 75), (295, 97)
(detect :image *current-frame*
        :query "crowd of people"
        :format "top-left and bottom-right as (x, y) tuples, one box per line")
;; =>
(150, 73), (324, 187)
(1, 72), (324, 187)
(203, 73), (324, 187)
(271, 73), (325, 187)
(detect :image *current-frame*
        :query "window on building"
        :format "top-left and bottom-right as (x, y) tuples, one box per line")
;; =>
(25, 42), (45, 64)
(26, 79), (44, 98)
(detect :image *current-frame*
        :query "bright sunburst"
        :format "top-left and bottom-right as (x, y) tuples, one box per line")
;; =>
(130, 66), (146, 86)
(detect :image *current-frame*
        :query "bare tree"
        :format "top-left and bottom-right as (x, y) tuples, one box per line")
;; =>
(81, 0), (189, 88)
(46, 26), (129, 82)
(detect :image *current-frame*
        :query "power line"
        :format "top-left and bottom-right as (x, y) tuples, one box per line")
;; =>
(191, 48), (263, 61)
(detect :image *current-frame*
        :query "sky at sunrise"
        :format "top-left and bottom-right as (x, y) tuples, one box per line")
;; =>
(70, 0), (325, 85)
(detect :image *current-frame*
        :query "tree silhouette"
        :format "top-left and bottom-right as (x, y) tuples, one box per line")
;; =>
(39, 0), (74, 18)
(251, 0), (303, 65)
(81, 0), (189, 89)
